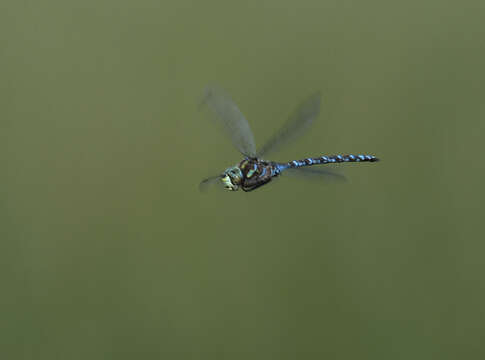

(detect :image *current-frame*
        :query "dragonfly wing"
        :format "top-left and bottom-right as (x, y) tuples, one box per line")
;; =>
(257, 91), (321, 157)
(198, 174), (223, 192)
(283, 166), (347, 183)
(201, 85), (257, 157)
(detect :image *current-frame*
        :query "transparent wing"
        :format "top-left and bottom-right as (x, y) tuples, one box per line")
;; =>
(257, 91), (321, 157)
(201, 85), (257, 157)
(198, 174), (223, 192)
(282, 166), (347, 183)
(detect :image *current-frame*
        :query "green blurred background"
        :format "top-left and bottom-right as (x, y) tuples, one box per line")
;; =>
(2, 0), (485, 359)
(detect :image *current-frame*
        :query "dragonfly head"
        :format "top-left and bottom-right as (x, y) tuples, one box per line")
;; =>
(221, 166), (243, 191)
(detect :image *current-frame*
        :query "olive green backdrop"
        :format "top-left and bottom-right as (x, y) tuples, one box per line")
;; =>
(2, 0), (484, 359)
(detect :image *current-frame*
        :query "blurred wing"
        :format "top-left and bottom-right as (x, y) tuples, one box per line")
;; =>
(199, 174), (223, 192)
(257, 92), (321, 157)
(283, 166), (347, 183)
(201, 85), (257, 157)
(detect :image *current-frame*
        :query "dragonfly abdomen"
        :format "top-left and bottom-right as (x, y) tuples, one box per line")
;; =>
(284, 154), (379, 169)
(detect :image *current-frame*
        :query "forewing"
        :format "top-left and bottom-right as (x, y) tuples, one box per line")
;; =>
(201, 85), (257, 157)
(198, 174), (223, 193)
(257, 92), (321, 157)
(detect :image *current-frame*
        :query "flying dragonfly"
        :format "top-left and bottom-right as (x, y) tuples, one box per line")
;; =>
(199, 85), (379, 192)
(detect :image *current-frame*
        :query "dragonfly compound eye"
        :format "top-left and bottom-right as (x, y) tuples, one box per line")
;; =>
(221, 174), (239, 191)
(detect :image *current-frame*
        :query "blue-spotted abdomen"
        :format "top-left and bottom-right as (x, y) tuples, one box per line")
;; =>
(286, 154), (379, 168)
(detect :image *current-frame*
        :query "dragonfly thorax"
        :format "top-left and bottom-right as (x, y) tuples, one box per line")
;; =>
(221, 158), (278, 192)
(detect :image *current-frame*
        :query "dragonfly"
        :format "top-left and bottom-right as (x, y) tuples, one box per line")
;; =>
(199, 85), (379, 192)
